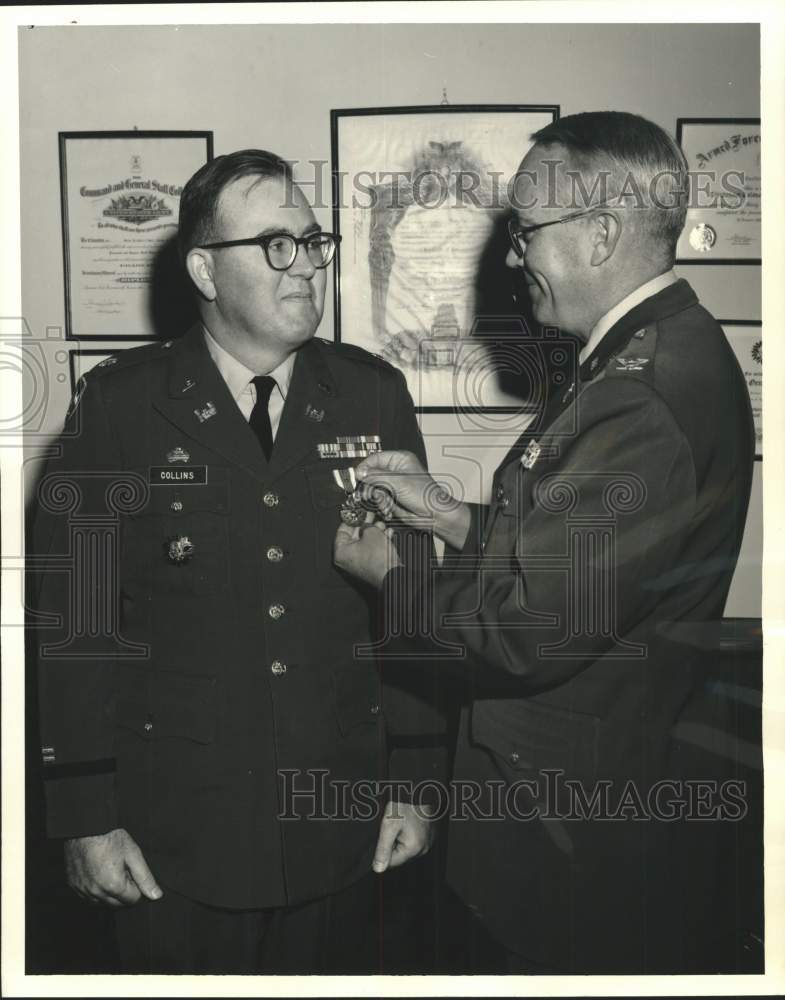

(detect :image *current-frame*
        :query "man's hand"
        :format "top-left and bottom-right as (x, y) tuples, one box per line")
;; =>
(372, 800), (435, 873)
(357, 450), (471, 550)
(334, 518), (400, 589)
(64, 827), (163, 907)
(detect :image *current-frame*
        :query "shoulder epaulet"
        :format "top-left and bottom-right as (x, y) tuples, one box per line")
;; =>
(314, 337), (399, 374)
(88, 338), (181, 378)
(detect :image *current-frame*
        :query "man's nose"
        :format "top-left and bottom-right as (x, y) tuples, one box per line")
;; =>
(505, 245), (524, 270)
(288, 242), (317, 278)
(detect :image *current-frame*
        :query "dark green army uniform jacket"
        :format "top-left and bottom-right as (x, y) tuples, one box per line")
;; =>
(386, 279), (755, 972)
(31, 327), (445, 910)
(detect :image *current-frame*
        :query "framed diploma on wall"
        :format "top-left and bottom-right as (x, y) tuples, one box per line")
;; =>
(722, 322), (762, 459)
(330, 105), (558, 412)
(59, 130), (213, 340)
(676, 118), (760, 265)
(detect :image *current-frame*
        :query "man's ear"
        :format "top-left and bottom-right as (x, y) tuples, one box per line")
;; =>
(589, 211), (622, 266)
(185, 248), (217, 302)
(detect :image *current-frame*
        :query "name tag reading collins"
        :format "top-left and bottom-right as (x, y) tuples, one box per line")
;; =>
(149, 466), (208, 485)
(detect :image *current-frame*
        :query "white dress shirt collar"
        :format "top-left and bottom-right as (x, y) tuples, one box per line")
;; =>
(202, 326), (296, 404)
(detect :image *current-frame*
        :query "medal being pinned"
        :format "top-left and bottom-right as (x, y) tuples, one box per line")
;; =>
(333, 467), (366, 526)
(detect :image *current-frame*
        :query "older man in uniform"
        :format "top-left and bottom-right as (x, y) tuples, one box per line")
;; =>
(31, 150), (444, 973)
(335, 111), (755, 973)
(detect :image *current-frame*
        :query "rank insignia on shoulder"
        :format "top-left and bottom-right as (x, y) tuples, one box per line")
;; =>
(521, 439), (541, 470)
(41, 746), (55, 764)
(615, 357), (649, 372)
(97, 356), (118, 368)
(167, 446), (190, 464)
(194, 402), (217, 423)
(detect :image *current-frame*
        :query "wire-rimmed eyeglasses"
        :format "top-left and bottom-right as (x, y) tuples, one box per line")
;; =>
(508, 205), (613, 258)
(198, 231), (341, 271)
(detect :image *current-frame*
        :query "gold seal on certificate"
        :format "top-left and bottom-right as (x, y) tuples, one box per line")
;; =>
(688, 223), (717, 254)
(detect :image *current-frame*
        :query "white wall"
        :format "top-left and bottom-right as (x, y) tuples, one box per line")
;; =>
(18, 21), (761, 615)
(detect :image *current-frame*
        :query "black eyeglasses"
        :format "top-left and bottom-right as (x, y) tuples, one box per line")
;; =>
(198, 231), (341, 271)
(508, 205), (612, 258)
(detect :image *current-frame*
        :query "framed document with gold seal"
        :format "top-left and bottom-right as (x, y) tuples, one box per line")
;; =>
(676, 118), (760, 265)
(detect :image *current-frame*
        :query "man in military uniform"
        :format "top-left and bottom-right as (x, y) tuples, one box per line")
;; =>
(31, 150), (445, 973)
(335, 112), (756, 973)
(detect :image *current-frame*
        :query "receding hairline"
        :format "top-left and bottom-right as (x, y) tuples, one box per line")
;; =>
(211, 173), (310, 235)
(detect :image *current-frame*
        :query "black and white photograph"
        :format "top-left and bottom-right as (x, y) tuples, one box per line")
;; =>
(2, 3), (783, 996)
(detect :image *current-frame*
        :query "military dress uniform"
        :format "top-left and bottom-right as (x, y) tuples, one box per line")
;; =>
(386, 279), (755, 973)
(31, 326), (445, 972)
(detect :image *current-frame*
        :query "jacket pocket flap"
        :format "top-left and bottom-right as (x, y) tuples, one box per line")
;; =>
(117, 670), (217, 744)
(305, 467), (349, 511)
(471, 697), (599, 776)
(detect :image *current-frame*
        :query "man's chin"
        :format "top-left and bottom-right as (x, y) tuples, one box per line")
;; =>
(289, 322), (320, 347)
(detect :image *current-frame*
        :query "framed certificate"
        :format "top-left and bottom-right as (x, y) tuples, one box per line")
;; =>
(59, 131), (213, 340)
(676, 118), (760, 265)
(330, 105), (558, 412)
(722, 322), (762, 458)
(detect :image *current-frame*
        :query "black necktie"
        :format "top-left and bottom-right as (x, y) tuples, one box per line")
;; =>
(249, 375), (276, 461)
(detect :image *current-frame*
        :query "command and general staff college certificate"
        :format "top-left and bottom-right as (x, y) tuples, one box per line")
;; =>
(60, 133), (211, 339)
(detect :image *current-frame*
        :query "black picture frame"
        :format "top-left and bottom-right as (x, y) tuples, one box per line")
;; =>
(59, 130), (213, 341)
(330, 104), (559, 413)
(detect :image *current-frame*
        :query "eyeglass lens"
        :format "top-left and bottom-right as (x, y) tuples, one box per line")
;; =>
(266, 234), (336, 270)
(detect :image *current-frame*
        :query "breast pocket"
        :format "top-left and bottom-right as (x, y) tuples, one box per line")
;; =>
(123, 477), (231, 596)
(304, 464), (362, 588)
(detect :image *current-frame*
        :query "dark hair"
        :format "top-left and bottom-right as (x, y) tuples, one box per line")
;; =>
(178, 149), (292, 260)
(531, 111), (688, 262)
